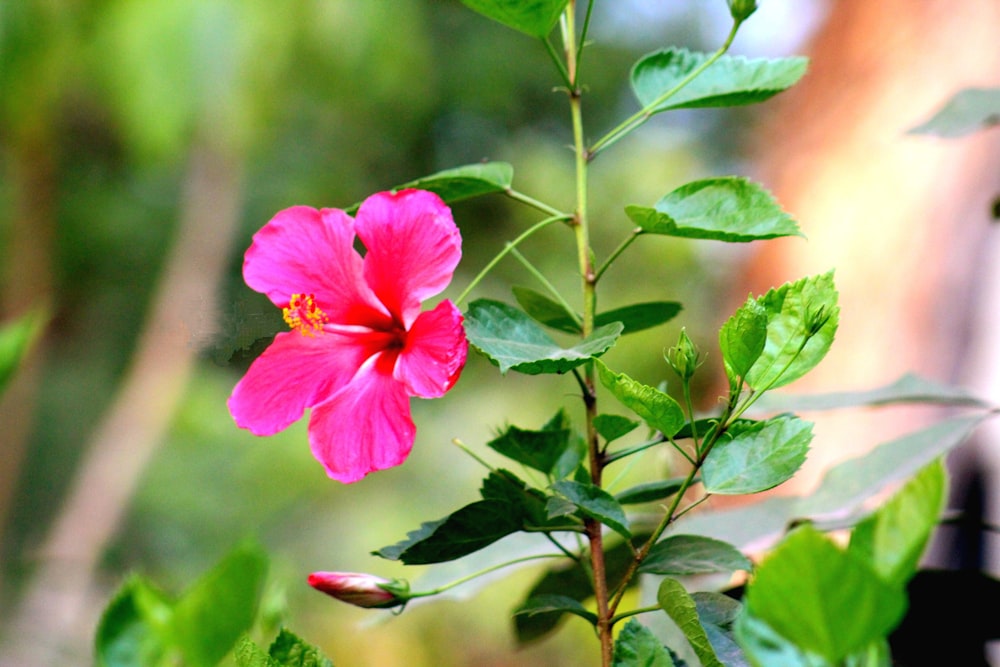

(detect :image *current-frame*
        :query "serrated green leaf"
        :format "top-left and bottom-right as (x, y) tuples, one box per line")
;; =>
(744, 272), (839, 391)
(266, 629), (335, 667)
(0, 308), (47, 397)
(465, 299), (623, 374)
(720, 296), (768, 383)
(702, 415), (812, 495)
(631, 48), (807, 112)
(752, 372), (995, 412)
(627, 177), (802, 243)
(639, 535), (751, 575)
(595, 360), (685, 437)
(346, 162), (514, 213)
(744, 525), (906, 663)
(551, 479), (631, 538)
(514, 594), (598, 624)
(615, 478), (687, 505)
(658, 578), (724, 667)
(847, 459), (947, 588)
(171, 543), (268, 667)
(907, 87), (1000, 137)
(234, 636), (274, 667)
(612, 618), (676, 667)
(486, 410), (572, 474)
(459, 0), (568, 37)
(594, 414), (641, 443)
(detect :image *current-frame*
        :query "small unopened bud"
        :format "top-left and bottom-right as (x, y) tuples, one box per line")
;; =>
(727, 0), (758, 22)
(666, 328), (702, 380)
(805, 305), (832, 336)
(308, 571), (409, 609)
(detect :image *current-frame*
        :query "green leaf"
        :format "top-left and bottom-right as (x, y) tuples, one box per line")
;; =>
(551, 479), (631, 538)
(95, 576), (174, 667)
(692, 593), (749, 667)
(612, 618), (676, 667)
(374, 499), (523, 565)
(631, 48), (807, 112)
(907, 87), (1000, 137)
(720, 296), (768, 383)
(615, 478), (687, 505)
(345, 162), (514, 213)
(459, 0), (568, 37)
(674, 414), (984, 551)
(743, 525), (906, 663)
(595, 360), (685, 437)
(480, 469), (565, 529)
(752, 372), (995, 412)
(513, 287), (681, 335)
(594, 414), (640, 443)
(512, 286), (580, 334)
(702, 415), (812, 495)
(0, 308), (47, 397)
(658, 578), (723, 667)
(486, 410), (572, 475)
(639, 535), (751, 575)
(744, 272), (839, 391)
(847, 459), (947, 588)
(513, 594), (598, 625)
(465, 299), (622, 374)
(598, 301), (683, 334)
(235, 629), (334, 667)
(171, 543), (268, 667)
(626, 178), (802, 242)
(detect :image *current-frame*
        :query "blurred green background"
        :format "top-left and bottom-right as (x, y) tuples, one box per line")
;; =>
(0, 1), (821, 664)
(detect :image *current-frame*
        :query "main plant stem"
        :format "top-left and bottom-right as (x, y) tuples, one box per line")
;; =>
(562, 4), (611, 665)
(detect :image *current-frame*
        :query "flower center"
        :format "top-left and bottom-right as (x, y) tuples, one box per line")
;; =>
(283, 293), (328, 335)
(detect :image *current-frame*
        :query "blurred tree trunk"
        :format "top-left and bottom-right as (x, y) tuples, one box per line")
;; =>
(0, 143), (243, 667)
(730, 0), (1000, 495)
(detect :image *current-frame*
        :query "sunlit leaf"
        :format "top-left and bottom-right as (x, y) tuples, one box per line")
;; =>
(235, 629), (334, 667)
(612, 618), (676, 667)
(459, 0), (568, 37)
(626, 178), (802, 242)
(703, 415), (812, 495)
(595, 360), (685, 437)
(847, 459), (947, 588)
(551, 480), (631, 538)
(631, 48), (807, 112)
(744, 272), (839, 391)
(735, 612), (892, 667)
(639, 534), (751, 575)
(465, 299), (622, 374)
(658, 578), (724, 667)
(743, 526), (906, 663)
(719, 295), (768, 383)
(95, 576), (174, 667)
(171, 543), (268, 667)
(907, 87), (1000, 137)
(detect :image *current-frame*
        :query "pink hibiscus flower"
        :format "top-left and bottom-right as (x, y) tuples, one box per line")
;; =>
(228, 189), (467, 483)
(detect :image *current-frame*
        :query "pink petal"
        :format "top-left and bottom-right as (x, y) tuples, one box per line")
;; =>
(228, 330), (375, 436)
(394, 299), (468, 398)
(308, 354), (416, 483)
(355, 190), (462, 326)
(243, 206), (390, 328)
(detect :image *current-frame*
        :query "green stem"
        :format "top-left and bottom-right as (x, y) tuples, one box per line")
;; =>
(588, 18), (743, 158)
(453, 213), (569, 306)
(505, 187), (568, 218)
(594, 228), (641, 283)
(407, 553), (566, 599)
(610, 604), (662, 626)
(542, 36), (573, 90)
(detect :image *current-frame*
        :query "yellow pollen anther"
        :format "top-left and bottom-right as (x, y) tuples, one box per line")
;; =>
(283, 293), (328, 335)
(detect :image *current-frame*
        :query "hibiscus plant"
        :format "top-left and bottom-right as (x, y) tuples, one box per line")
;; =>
(93, 1), (999, 666)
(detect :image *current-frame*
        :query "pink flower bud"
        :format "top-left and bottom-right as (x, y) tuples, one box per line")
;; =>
(307, 571), (408, 609)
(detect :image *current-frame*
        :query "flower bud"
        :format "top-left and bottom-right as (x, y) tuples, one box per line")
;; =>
(666, 328), (702, 380)
(307, 571), (409, 609)
(727, 0), (758, 22)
